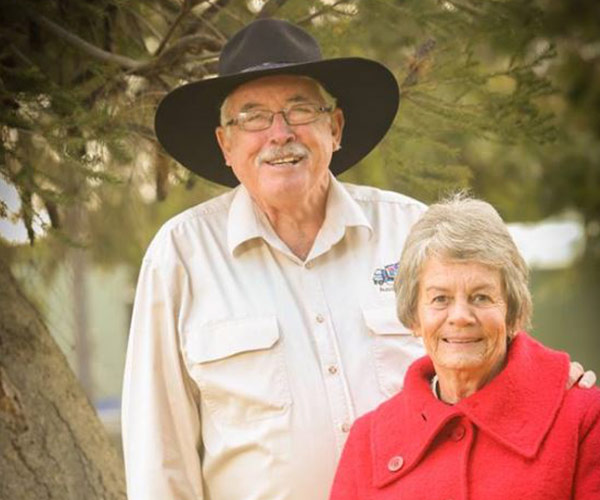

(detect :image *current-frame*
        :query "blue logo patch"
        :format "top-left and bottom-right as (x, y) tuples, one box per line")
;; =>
(372, 262), (399, 286)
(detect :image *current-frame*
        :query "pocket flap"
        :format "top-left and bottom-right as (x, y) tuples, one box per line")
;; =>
(362, 306), (412, 335)
(185, 316), (280, 363)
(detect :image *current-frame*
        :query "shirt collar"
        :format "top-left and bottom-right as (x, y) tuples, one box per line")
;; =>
(227, 184), (263, 255)
(307, 173), (372, 260)
(227, 174), (373, 258)
(371, 333), (569, 489)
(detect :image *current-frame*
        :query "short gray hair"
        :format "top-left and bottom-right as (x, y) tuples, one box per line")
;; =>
(219, 76), (338, 127)
(394, 194), (532, 334)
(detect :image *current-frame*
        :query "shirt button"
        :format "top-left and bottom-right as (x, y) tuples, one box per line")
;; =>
(340, 422), (351, 433)
(316, 314), (325, 323)
(305, 261), (313, 269)
(387, 455), (404, 472)
(451, 424), (466, 441)
(327, 364), (338, 375)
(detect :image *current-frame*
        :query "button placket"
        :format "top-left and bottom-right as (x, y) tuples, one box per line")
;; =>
(303, 262), (354, 452)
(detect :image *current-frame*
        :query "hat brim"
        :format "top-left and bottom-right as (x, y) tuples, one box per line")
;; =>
(154, 58), (399, 187)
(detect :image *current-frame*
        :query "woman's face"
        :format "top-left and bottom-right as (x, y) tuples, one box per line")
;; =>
(413, 258), (509, 379)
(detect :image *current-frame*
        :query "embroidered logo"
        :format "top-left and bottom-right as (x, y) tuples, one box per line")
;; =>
(372, 262), (399, 290)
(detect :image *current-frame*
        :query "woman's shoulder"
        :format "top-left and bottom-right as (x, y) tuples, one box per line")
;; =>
(563, 384), (600, 428)
(515, 333), (600, 425)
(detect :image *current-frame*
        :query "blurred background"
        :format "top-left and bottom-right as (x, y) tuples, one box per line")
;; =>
(1, 0), (599, 453)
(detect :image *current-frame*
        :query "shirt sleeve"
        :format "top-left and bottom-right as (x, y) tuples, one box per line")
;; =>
(121, 257), (203, 500)
(573, 388), (600, 498)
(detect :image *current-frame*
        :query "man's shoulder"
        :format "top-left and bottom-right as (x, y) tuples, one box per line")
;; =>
(161, 189), (235, 231)
(341, 182), (426, 211)
(144, 189), (235, 259)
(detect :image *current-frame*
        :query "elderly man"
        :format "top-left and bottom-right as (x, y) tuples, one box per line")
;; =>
(121, 18), (594, 500)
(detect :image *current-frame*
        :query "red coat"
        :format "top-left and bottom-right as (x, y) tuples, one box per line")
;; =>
(330, 333), (600, 500)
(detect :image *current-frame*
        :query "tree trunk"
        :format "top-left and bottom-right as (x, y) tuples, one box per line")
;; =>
(0, 258), (126, 499)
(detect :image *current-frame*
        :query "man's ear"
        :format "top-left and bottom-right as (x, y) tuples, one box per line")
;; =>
(215, 126), (231, 167)
(330, 108), (344, 151)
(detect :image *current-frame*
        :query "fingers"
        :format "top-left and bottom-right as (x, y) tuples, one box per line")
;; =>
(567, 361), (584, 389)
(577, 370), (597, 389)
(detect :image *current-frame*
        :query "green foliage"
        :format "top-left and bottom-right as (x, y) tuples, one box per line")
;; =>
(1, 0), (599, 274)
(0, 0), (596, 379)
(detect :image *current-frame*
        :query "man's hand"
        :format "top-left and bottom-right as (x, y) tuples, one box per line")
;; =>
(567, 361), (597, 389)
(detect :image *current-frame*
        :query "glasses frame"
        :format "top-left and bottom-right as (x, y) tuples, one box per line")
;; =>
(224, 103), (334, 132)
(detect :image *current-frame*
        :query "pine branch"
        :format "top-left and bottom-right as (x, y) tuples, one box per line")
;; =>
(193, 14), (228, 43)
(201, 0), (235, 22)
(158, 33), (222, 60)
(24, 9), (221, 78)
(177, 7), (228, 43)
(123, 122), (156, 141)
(29, 12), (146, 71)
(154, 0), (183, 17)
(296, 0), (354, 25)
(122, 6), (164, 40)
(400, 38), (437, 90)
(256, 0), (290, 19)
(154, 0), (194, 56)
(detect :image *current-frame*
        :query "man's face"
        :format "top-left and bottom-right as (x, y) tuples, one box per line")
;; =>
(215, 75), (344, 208)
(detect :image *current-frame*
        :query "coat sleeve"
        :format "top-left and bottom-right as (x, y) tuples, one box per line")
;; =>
(573, 388), (600, 498)
(121, 257), (204, 500)
(329, 417), (370, 500)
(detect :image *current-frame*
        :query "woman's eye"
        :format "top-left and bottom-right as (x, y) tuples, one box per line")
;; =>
(431, 295), (448, 305)
(473, 294), (491, 304)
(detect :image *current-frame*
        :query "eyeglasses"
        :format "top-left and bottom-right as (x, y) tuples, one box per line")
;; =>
(224, 103), (333, 132)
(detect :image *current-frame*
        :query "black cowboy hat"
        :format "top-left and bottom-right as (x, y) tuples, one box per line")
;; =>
(154, 18), (399, 187)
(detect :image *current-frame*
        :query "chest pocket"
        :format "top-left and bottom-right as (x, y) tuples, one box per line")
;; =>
(184, 316), (291, 423)
(363, 305), (426, 398)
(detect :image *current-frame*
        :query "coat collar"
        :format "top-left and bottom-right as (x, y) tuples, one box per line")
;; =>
(371, 333), (570, 488)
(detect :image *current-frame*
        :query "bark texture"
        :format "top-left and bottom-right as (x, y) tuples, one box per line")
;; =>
(0, 259), (126, 499)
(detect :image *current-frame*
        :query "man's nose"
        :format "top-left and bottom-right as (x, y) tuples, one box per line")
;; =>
(448, 299), (475, 327)
(268, 112), (296, 143)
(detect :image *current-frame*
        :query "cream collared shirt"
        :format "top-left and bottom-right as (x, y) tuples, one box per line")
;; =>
(122, 176), (426, 500)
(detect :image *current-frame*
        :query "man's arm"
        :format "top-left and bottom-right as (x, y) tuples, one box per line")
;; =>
(122, 259), (203, 500)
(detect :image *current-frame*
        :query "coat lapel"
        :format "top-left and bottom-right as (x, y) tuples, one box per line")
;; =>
(370, 333), (569, 489)
(457, 333), (569, 458)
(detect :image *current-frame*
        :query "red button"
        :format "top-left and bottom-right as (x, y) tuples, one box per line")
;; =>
(451, 425), (465, 441)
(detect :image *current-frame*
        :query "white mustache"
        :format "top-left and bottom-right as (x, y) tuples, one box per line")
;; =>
(257, 143), (309, 165)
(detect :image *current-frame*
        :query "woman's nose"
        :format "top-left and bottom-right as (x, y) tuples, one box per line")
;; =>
(447, 299), (475, 326)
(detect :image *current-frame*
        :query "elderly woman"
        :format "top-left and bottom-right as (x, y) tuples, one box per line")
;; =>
(330, 196), (600, 500)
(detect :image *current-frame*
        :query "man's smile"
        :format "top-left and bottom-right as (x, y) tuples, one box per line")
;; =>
(265, 155), (304, 166)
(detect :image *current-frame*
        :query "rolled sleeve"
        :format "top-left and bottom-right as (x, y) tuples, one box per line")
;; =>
(122, 258), (203, 500)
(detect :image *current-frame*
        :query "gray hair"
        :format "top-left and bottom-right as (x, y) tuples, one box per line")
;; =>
(219, 76), (338, 127)
(394, 194), (532, 334)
